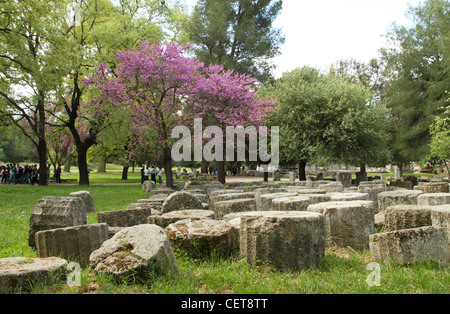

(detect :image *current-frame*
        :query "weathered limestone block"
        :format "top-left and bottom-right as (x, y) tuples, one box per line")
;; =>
(142, 180), (156, 193)
(240, 211), (325, 270)
(210, 189), (244, 197)
(273, 170), (281, 181)
(0, 257), (67, 293)
(431, 205), (450, 245)
(213, 199), (257, 219)
(378, 190), (423, 212)
(336, 171), (353, 188)
(149, 188), (175, 197)
(423, 182), (449, 194)
(287, 188), (327, 195)
(90, 224), (178, 281)
(384, 205), (433, 232)
(193, 194), (209, 204)
(35, 223), (109, 265)
(258, 192), (298, 212)
(358, 181), (387, 212)
(148, 210), (215, 229)
(369, 226), (449, 266)
(307, 201), (375, 250)
(97, 207), (152, 227)
(272, 196), (311, 212)
(307, 194), (332, 204)
(161, 192), (203, 213)
(418, 193), (450, 206)
(317, 182), (344, 193)
(165, 219), (235, 258)
(329, 192), (370, 202)
(254, 188), (288, 211)
(28, 196), (87, 249)
(210, 192), (255, 207)
(69, 191), (96, 213)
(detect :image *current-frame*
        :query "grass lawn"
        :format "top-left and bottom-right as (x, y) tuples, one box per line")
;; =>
(0, 170), (449, 294)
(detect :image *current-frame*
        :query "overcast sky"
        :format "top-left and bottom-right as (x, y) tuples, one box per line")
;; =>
(184, 0), (423, 78)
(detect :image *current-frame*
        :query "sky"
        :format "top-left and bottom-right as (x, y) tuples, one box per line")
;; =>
(184, 0), (423, 78)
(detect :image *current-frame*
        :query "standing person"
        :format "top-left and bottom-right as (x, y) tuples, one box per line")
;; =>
(9, 163), (16, 185)
(140, 166), (145, 184)
(143, 167), (149, 182)
(150, 166), (157, 183)
(55, 166), (62, 184)
(158, 167), (163, 185)
(0, 166), (5, 184)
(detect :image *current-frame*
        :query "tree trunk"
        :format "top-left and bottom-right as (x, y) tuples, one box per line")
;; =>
(98, 154), (107, 173)
(64, 153), (73, 173)
(298, 161), (307, 181)
(77, 145), (90, 186)
(217, 160), (226, 184)
(164, 147), (174, 188)
(122, 166), (129, 180)
(264, 171), (269, 182)
(201, 157), (209, 174)
(37, 137), (48, 186)
(37, 97), (48, 186)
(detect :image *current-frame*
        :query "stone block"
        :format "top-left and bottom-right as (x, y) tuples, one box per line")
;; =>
(69, 191), (96, 213)
(384, 205), (432, 232)
(431, 205), (450, 245)
(329, 192), (370, 202)
(161, 192), (203, 213)
(0, 257), (67, 293)
(35, 223), (109, 265)
(165, 219), (235, 258)
(272, 196), (311, 212)
(423, 182), (449, 194)
(213, 199), (257, 219)
(148, 210), (215, 229)
(239, 211), (325, 270)
(369, 226), (449, 266)
(97, 207), (152, 227)
(307, 201), (375, 250)
(90, 225), (178, 281)
(28, 196), (87, 249)
(418, 193), (450, 206)
(210, 192), (255, 207)
(378, 190), (423, 212)
(258, 192), (298, 212)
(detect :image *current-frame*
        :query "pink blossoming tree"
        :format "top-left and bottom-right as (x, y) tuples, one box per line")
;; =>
(86, 41), (276, 186)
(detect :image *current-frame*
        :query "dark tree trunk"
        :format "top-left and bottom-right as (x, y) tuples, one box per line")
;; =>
(164, 147), (174, 188)
(298, 161), (307, 181)
(217, 160), (226, 184)
(122, 166), (129, 180)
(201, 158), (209, 174)
(37, 97), (48, 186)
(77, 145), (90, 186)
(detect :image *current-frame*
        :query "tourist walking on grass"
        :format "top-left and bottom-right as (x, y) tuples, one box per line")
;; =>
(158, 168), (163, 185)
(150, 166), (157, 183)
(55, 166), (62, 184)
(143, 167), (149, 182)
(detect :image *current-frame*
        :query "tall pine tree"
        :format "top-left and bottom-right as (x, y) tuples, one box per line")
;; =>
(188, 0), (284, 83)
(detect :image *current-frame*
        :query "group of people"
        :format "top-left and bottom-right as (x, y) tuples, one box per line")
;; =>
(141, 166), (164, 185)
(0, 163), (47, 185)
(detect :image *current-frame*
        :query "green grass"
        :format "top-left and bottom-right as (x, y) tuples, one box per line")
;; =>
(1, 170), (449, 294)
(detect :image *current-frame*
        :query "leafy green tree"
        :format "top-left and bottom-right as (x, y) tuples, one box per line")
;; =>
(262, 67), (390, 181)
(381, 0), (450, 169)
(187, 0), (285, 83)
(0, 0), (67, 185)
(426, 103), (450, 178)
